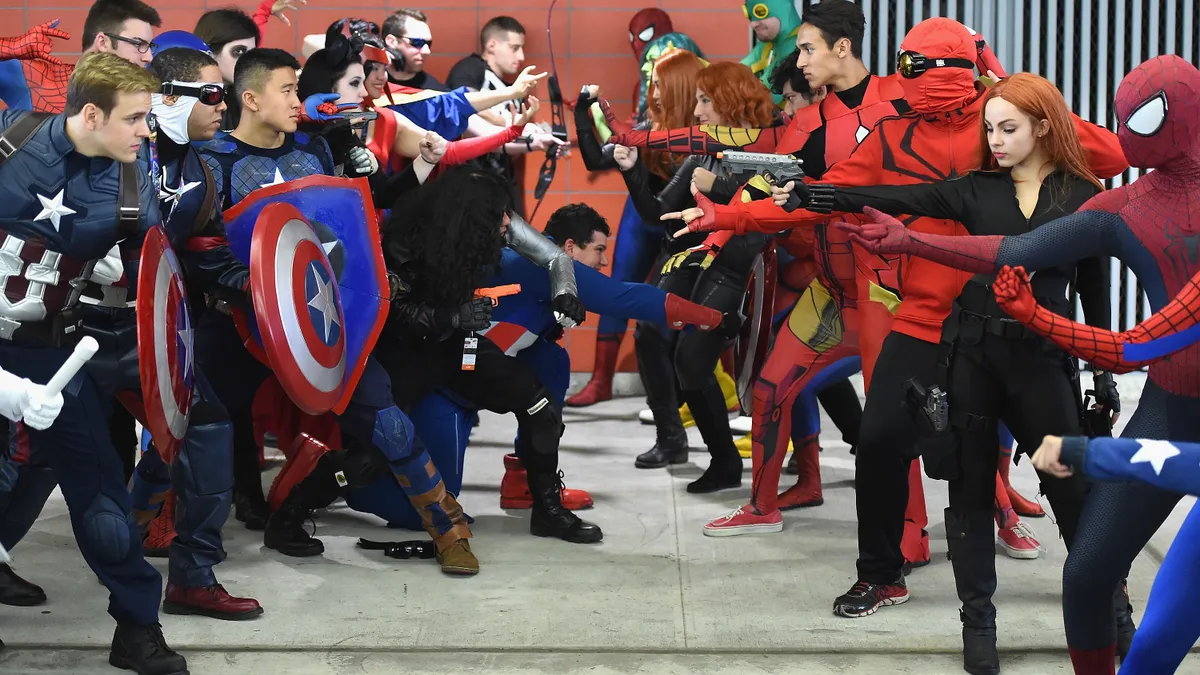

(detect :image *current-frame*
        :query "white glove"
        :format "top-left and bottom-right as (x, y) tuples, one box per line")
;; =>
(22, 385), (64, 431)
(90, 245), (124, 285)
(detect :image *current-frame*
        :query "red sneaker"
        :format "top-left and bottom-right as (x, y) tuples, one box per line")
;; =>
(163, 582), (264, 621)
(997, 519), (1042, 560)
(702, 505), (783, 537)
(833, 579), (910, 618)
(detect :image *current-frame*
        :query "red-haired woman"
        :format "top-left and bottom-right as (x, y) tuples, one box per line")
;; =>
(788, 72), (1112, 674)
(613, 59), (782, 493)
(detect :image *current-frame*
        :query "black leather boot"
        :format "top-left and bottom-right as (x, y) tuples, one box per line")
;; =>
(945, 508), (1000, 675)
(234, 493), (270, 531)
(263, 494), (323, 557)
(0, 563), (46, 606)
(529, 471), (603, 543)
(108, 623), (188, 675)
(1114, 578), (1137, 660)
(635, 429), (689, 469)
(687, 454), (743, 493)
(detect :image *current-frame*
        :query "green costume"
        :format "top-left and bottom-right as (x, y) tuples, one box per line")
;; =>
(636, 32), (705, 124)
(740, 0), (801, 104)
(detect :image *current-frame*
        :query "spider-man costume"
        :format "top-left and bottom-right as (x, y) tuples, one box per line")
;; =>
(843, 55), (1199, 675)
(672, 18), (1128, 610)
(0, 21), (72, 113)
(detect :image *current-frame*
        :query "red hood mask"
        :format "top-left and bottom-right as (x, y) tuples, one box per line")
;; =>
(897, 18), (980, 114)
(630, 8), (673, 60)
(1114, 55), (1200, 172)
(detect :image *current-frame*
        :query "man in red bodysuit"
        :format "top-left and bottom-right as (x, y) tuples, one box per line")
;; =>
(664, 17), (1128, 617)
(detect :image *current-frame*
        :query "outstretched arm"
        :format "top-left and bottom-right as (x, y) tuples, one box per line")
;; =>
(993, 265), (1200, 373)
(609, 122), (788, 156)
(1058, 436), (1200, 497)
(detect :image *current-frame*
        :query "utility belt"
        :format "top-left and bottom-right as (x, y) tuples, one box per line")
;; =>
(952, 281), (1035, 343)
(0, 307), (85, 349)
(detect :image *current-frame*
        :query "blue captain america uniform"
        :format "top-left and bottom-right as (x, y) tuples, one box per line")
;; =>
(194, 135), (473, 555)
(0, 109), (164, 626)
(346, 246), (719, 528)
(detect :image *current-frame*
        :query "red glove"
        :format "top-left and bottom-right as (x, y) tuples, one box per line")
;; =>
(831, 206), (912, 254)
(992, 265), (1036, 323)
(664, 293), (722, 331)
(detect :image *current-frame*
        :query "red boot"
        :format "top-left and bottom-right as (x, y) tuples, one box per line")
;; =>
(1068, 644), (1116, 675)
(144, 491), (176, 558)
(500, 454), (593, 510)
(565, 336), (619, 407)
(776, 435), (824, 510)
(163, 582), (264, 621)
(1000, 445), (1044, 518)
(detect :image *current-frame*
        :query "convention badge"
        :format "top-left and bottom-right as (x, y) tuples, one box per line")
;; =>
(462, 335), (479, 371)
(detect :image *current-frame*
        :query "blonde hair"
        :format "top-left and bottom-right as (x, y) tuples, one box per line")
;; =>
(65, 52), (160, 117)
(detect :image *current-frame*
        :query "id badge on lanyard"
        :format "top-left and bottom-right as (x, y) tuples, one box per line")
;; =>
(147, 114), (162, 192)
(462, 334), (479, 371)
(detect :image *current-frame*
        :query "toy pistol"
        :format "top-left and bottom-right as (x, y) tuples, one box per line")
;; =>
(717, 151), (807, 210)
(474, 284), (521, 306)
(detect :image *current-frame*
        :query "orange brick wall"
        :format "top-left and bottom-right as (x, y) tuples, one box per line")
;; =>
(3, 0), (751, 372)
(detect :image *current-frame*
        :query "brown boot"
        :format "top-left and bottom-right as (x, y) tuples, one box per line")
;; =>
(437, 539), (479, 576)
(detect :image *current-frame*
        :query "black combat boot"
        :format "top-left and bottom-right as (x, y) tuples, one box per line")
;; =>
(108, 623), (188, 675)
(263, 493), (323, 557)
(635, 427), (689, 468)
(234, 492), (270, 531)
(1114, 578), (1137, 660)
(945, 508), (1000, 675)
(0, 563), (46, 606)
(529, 470), (603, 543)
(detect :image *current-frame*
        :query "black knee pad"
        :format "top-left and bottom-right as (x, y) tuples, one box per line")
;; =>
(81, 493), (135, 564)
(516, 390), (563, 456)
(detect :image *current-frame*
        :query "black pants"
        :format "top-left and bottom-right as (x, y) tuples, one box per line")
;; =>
(944, 331), (1089, 548)
(634, 234), (763, 460)
(816, 379), (862, 447)
(375, 332), (562, 475)
(855, 332), (942, 584)
(109, 405), (137, 484)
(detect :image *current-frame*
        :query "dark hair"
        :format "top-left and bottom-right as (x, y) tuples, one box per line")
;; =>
(801, 0), (865, 59)
(383, 165), (511, 308)
(543, 204), (611, 249)
(233, 47), (300, 99)
(194, 8), (260, 55)
(150, 47), (219, 83)
(480, 16), (524, 51)
(82, 0), (162, 51)
(298, 44), (361, 101)
(382, 9), (427, 39)
(328, 17), (380, 41)
(768, 49), (813, 98)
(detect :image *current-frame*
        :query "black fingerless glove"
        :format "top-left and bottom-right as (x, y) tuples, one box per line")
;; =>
(451, 297), (493, 331)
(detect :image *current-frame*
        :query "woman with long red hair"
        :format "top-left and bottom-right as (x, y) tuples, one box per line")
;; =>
(760, 72), (1112, 674)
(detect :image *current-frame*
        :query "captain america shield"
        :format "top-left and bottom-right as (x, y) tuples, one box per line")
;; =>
(136, 225), (195, 462)
(250, 202), (347, 414)
(734, 242), (777, 416)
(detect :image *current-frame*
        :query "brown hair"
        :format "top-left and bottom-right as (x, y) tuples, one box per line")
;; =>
(696, 61), (778, 128)
(382, 9), (427, 39)
(645, 48), (705, 178)
(979, 72), (1103, 191)
(66, 51), (160, 117)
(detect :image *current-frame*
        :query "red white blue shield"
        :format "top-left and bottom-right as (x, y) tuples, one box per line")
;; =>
(223, 175), (388, 415)
(734, 242), (777, 416)
(136, 225), (194, 462)
(250, 202), (347, 415)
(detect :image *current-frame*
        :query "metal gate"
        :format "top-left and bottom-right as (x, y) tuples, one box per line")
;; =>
(795, 0), (1200, 336)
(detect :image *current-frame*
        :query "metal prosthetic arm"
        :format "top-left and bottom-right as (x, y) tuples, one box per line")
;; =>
(505, 212), (584, 326)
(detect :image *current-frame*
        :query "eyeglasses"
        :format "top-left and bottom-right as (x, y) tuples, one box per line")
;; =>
(161, 82), (226, 106)
(105, 33), (157, 54)
(403, 36), (431, 49)
(896, 50), (976, 79)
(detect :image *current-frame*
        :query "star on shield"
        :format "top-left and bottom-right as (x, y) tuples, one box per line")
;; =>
(307, 264), (340, 342)
(176, 306), (194, 384)
(34, 189), (77, 231)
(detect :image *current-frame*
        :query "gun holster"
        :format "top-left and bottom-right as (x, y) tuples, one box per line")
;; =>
(1081, 393), (1114, 438)
(903, 378), (949, 438)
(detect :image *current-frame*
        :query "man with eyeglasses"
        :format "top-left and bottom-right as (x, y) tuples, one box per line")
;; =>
(82, 0), (162, 67)
(381, 9), (446, 92)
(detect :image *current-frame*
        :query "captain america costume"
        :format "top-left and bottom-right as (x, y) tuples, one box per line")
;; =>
(195, 132), (473, 558)
(345, 245), (723, 529)
(0, 108), (165, 628)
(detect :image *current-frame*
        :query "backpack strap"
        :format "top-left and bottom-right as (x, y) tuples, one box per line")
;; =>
(192, 158), (218, 236)
(0, 111), (53, 165)
(117, 162), (142, 242)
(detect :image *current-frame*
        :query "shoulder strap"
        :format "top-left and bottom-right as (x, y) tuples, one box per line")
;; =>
(192, 159), (217, 235)
(117, 162), (142, 242)
(0, 111), (53, 166)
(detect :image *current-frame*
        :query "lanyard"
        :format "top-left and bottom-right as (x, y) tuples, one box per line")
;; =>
(147, 114), (161, 193)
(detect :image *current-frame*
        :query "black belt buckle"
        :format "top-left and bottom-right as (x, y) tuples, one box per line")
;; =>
(993, 318), (1028, 340)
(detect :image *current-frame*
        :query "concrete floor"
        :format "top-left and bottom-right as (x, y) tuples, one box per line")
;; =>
(1, 372), (1197, 674)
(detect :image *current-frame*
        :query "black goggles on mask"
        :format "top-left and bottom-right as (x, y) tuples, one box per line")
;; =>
(161, 82), (226, 106)
(896, 50), (976, 79)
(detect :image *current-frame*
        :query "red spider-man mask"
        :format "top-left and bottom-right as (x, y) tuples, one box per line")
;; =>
(1114, 55), (1200, 171)
(630, 8), (672, 60)
(896, 18), (979, 115)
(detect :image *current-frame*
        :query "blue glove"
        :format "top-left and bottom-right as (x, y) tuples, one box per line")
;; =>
(302, 92), (358, 122)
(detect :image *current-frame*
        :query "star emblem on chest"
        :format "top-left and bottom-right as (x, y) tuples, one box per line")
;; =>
(33, 189), (76, 231)
(262, 168), (286, 188)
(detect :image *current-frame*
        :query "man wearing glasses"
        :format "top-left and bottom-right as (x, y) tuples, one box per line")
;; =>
(381, 8), (446, 92)
(82, 0), (163, 67)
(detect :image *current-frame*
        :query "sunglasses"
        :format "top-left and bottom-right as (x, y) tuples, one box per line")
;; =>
(161, 82), (226, 106)
(403, 36), (431, 49)
(896, 50), (976, 79)
(105, 33), (157, 54)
